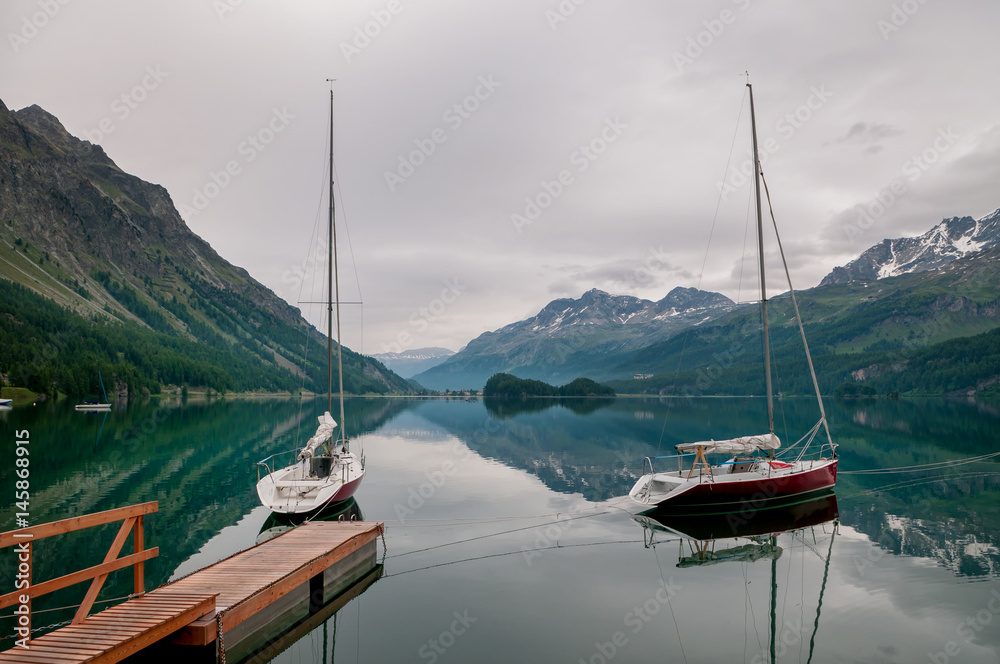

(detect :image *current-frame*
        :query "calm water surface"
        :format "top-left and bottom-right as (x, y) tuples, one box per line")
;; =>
(1, 396), (999, 663)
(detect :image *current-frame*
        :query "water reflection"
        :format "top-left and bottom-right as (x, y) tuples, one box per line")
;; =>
(483, 396), (616, 418)
(633, 493), (840, 663)
(2, 396), (999, 662)
(635, 491), (839, 545)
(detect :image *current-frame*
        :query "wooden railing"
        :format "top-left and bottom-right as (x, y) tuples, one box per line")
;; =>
(0, 501), (159, 641)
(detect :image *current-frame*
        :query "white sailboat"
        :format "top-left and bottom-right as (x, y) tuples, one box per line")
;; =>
(75, 372), (111, 411)
(255, 86), (365, 514)
(628, 83), (838, 510)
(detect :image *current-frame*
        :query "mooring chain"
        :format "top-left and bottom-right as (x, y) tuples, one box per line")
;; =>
(0, 618), (72, 641)
(379, 523), (388, 563)
(217, 611), (227, 664)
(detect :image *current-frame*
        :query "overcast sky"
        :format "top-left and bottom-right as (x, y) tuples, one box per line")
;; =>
(3, 0), (999, 354)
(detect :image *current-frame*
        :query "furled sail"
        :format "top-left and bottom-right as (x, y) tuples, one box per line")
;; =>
(297, 411), (338, 460)
(675, 433), (780, 455)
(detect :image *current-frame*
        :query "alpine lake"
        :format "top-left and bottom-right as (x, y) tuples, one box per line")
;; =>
(1, 395), (999, 663)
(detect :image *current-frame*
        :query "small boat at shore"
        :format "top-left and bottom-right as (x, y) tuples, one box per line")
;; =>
(628, 83), (838, 510)
(75, 402), (111, 412)
(0, 398), (12, 407)
(75, 371), (112, 411)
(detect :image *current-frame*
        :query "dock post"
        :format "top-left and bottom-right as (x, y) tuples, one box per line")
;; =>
(309, 572), (324, 614)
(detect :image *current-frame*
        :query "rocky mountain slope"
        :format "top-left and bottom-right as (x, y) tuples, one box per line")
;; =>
(821, 208), (1000, 285)
(609, 245), (1000, 397)
(0, 98), (409, 395)
(412, 286), (735, 390)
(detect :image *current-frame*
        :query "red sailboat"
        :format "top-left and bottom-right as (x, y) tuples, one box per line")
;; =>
(629, 83), (838, 510)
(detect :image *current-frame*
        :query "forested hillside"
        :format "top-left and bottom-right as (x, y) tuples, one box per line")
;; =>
(0, 98), (410, 397)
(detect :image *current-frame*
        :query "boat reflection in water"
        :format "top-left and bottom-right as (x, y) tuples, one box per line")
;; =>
(633, 492), (839, 662)
(257, 497), (364, 544)
(634, 490), (839, 549)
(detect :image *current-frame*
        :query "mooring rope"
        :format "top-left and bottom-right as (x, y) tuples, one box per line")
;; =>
(839, 450), (1000, 475)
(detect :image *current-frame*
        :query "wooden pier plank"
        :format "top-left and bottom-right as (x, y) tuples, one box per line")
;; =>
(0, 521), (382, 661)
(170, 521), (382, 646)
(0, 592), (215, 664)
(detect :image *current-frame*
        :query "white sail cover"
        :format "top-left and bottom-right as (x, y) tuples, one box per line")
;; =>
(675, 433), (780, 455)
(297, 411), (338, 460)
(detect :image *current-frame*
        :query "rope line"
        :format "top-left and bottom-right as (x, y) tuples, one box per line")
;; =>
(384, 539), (645, 578)
(387, 509), (616, 559)
(839, 450), (1000, 475)
(840, 471), (1000, 500)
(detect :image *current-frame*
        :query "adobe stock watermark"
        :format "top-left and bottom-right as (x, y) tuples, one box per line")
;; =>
(927, 587), (1000, 664)
(521, 513), (574, 566)
(511, 117), (629, 234)
(842, 127), (959, 242)
(384, 76), (501, 192)
(275, 237), (327, 300)
(12, 428), (31, 649)
(878, 0), (931, 41)
(393, 439), (476, 523)
(544, 0), (590, 31)
(212, 0), (246, 21)
(381, 278), (466, 354)
(547, 327), (588, 365)
(577, 578), (682, 664)
(674, 331), (751, 400)
(717, 85), (833, 201)
(417, 610), (476, 664)
(610, 246), (673, 295)
(750, 616), (808, 664)
(340, 0), (411, 63)
(176, 107), (295, 220)
(83, 66), (168, 145)
(673, 0), (754, 73)
(7, 0), (72, 54)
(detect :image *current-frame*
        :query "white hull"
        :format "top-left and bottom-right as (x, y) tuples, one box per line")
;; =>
(256, 452), (365, 514)
(75, 404), (111, 411)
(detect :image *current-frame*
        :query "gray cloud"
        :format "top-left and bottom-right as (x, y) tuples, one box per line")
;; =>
(2, 0), (998, 352)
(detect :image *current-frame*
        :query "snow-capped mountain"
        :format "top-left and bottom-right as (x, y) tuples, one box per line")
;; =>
(412, 287), (735, 390)
(369, 347), (455, 379)
(523, 287), (734, 331)
(821, 208), (1000, 285)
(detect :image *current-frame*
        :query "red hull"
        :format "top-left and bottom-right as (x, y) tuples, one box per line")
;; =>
(658, 459), (838, 511)
(322, 473), (363, 506)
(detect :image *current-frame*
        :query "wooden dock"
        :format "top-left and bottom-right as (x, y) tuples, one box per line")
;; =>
(1, 505), (383, 664)
(0, 591), (216, 664)
(166, 520), (383, 658)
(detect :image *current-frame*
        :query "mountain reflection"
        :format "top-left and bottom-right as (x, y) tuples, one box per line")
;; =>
(483, 396), (616, 418)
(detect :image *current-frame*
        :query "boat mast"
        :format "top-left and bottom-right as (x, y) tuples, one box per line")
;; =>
(327, 87), (334, 415)
(748, 83), (775, 435)
(327, 82), (348, 447)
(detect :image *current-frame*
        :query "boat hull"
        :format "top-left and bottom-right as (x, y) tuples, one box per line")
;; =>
(629, 458), (838, 513)
(257, 454), (365, 514)
(635, 489), (839, 540)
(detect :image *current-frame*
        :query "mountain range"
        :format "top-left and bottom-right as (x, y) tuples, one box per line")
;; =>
(0, 98), (409, 397)
(369, 347), (455, 378)
(412, 286), (735, 390)
(821, 208), (1000, 285)
(415, 210), (1000, 395)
